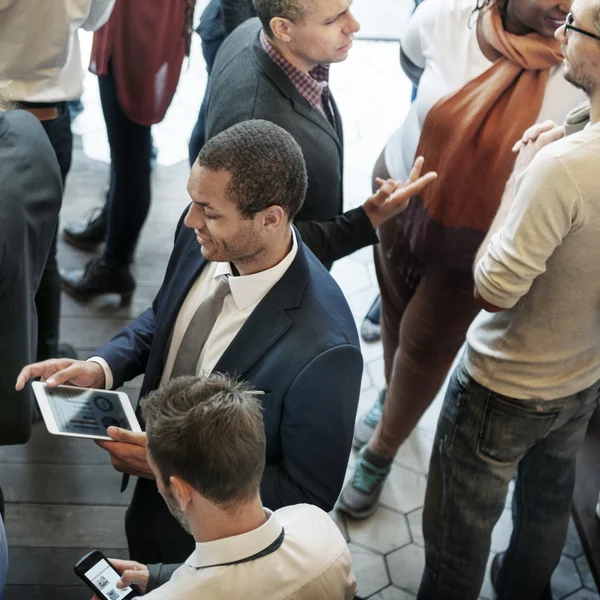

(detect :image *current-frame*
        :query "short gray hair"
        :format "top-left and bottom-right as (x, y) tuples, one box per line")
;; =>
(142, 374), (266, 508)
(253, 0), (309, 37)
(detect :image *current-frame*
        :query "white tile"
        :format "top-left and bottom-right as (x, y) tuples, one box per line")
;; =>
(552, 555), (584, 600)
(329, 509), (349, 543)
(367, 356), (386, 391)
(331, 257), (372, 297)
(361, 365), (374, 393)
(490, 509), (513, 554)
(406, 508), (423, 547)
(387, 543), (426, 593)
(416, 390), (444, 433)
(370, 586), (417, 600)
(348, 543), (390, 598)
(347, 506), (411, 554)
(562, 589), (600, 600)
(479, 552), (497, 600)
(564, 518), (585, 559)
(393, 428), (434, 476)
(379, 464), (427, 514)
(576, 555), (598, 592)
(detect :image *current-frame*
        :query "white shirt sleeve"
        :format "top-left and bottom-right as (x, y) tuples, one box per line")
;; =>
(400, 0), (441, 68)
(86, 356), (114, 390)
(475, 151), (582, 309)
(81, 0), (115, 31)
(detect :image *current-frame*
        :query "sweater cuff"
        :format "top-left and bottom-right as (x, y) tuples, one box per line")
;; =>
(350, 206), (379, 246)
(146, 563), (182, 592)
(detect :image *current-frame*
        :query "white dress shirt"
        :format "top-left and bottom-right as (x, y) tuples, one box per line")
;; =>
(92, 230), (297, 390)
(143, 504), (357, 600)
(0, 0), (115, 102)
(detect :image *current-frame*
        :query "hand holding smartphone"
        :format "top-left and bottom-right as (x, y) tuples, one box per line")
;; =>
(74, 551), (145, 599)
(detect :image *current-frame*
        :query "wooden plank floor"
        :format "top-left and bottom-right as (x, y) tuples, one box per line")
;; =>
(2, 136), (186, 598)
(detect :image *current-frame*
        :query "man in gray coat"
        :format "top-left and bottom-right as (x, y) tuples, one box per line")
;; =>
(204, 0), (435, 268)
(0, 108), (62, 446)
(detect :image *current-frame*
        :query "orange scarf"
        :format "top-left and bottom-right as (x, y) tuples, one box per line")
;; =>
(394, 4), (563, 270)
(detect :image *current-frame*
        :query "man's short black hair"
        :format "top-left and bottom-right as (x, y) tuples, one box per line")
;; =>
(253, 0), (308, 37)
(197, 119), (307, 221)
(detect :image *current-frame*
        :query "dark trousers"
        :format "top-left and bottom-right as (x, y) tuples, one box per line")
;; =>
(36, 104), (72, 360)
(188, 35), (226, 165)
(126, 477), (194, 564)
(98, 73), (152, 268)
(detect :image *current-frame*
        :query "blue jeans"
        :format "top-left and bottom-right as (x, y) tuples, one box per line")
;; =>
(419, 358), (600, 600)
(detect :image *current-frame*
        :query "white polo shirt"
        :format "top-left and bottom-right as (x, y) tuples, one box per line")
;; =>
(142, 504), (357, 600)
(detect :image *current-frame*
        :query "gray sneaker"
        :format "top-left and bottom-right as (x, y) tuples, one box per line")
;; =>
(338, 448), (392, 520)
(353, 388), (386, 449)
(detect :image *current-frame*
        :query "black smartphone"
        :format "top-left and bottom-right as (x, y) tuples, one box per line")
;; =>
(74, 550), (140, 600)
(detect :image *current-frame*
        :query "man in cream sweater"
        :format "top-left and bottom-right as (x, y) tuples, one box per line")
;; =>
(416, 2), (600, 598)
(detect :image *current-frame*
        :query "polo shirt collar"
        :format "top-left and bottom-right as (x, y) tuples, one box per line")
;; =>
(185, 509), (283, 569)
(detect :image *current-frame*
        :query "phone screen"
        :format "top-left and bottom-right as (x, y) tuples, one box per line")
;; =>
(45, 386), (132, 438)
(84, 558), (133, 600)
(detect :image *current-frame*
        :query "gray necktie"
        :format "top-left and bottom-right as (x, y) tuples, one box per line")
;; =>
(170, 275), (231, 378)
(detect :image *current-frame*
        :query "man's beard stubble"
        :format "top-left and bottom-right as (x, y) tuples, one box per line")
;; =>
(164, 489), (193, 535)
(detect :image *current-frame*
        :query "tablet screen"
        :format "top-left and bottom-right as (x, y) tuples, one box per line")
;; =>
(45, 387), (133, 438)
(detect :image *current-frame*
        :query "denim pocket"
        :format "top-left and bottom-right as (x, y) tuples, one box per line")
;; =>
(477, 393), (562, 464)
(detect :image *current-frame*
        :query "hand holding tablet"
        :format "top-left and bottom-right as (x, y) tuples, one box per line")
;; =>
(32, 382), (141, 441)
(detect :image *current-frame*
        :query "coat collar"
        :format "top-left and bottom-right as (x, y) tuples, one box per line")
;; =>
(251, 29), (342, 151)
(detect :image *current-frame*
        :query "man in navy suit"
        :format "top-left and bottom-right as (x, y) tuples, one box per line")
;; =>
(19, 120), (425, 564)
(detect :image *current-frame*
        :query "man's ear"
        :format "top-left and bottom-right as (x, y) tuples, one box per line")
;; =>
(269, 17), (294, 42)
(170, 476), (194, 509)
(259, 205), (286, 231)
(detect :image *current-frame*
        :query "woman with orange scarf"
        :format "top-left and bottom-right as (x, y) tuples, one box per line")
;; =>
(339, 0), (584, 519)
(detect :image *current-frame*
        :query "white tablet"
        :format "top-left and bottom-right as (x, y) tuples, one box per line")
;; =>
(32, 382), (142, 441)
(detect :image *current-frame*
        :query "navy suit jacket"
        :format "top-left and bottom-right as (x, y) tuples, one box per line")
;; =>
(95, 217), (363, 511)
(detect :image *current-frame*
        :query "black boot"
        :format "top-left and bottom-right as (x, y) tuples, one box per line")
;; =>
(60, 258), (135, 306)
(63, 208), (107, 251)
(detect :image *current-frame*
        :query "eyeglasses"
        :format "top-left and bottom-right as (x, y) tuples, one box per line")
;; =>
(564, 12), (600, 42)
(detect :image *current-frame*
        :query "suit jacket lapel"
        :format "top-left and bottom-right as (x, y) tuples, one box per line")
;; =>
(213, 228), (310, 380)
(252, 41), (343, 152)
(212, 295), (292, 379)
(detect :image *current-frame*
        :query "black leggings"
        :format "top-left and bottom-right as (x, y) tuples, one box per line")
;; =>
(98, 72), (152, 268)
(36, 104), (72, 360)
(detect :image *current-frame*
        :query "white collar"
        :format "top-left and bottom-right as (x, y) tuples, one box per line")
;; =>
(213, 229), (298, 311)
(185, 509), (283, 569)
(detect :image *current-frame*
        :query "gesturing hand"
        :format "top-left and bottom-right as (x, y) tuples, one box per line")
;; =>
(15, 358), (105, 391)
(95, 427), (154, 479)
(362, 156), (437, 230)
